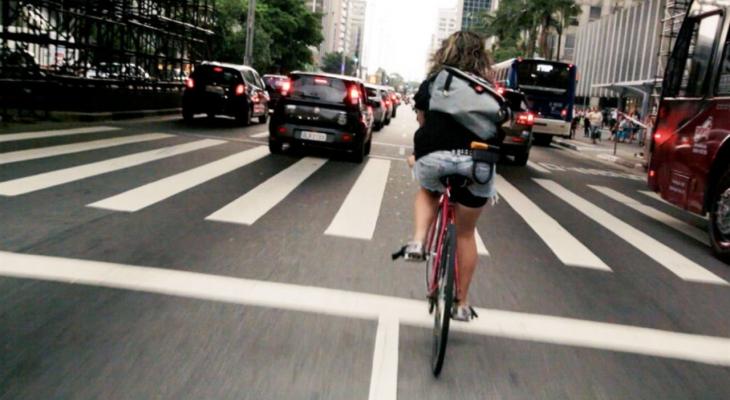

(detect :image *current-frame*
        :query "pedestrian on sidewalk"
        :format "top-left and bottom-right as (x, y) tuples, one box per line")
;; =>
(588, 106), (603, 144)
(618, 114), (632, 143)
(583, 110), (591, 138)
(570, 111), (580, 139)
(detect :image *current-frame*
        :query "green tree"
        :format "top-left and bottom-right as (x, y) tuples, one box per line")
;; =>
(321, 52), (356, 75)
(211, 0), (323, 73)
(476, 0), (581, 61)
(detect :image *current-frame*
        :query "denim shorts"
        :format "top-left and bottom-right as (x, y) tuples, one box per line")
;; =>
(414, 151), (497, 206)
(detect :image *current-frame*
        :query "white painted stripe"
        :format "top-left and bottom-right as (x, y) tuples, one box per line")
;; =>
(496, 176), (611, 271)
(475, 229), (490, 256)
(639, 190), (709, 220)
(527, 161), (551, 174)
(325, 159), (391, 240)
(398, 146), (406, 156)
(0, 133), (172, 165)
(0, 126), (120, 143)
(206, 157), (327, 225)
(368, 314), (399, 400)
(250, 132), (268, 138)
(535, 179), (727, 285)
(89, 146), (269, 212)
(0, 139), (224, 196)
(2, 250), (730, 367)
(591, 186), (709, 246)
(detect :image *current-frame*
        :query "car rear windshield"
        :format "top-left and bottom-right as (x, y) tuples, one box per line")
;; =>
(193, 66), (242, 85)
(365, 87), (380, 98)
(290, 75), (348, 103)
(265, 76), (287, 89)
(516, 61), (570, 93)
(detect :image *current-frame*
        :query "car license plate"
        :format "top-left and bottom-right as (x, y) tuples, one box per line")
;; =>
(205, 85), (224, 95)
(300, 131), (327, 142)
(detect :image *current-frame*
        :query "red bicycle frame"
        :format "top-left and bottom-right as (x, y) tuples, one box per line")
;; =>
(426, 184), (460, 299)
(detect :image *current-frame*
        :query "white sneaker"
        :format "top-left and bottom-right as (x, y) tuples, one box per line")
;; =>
(452, 303), (478, 322)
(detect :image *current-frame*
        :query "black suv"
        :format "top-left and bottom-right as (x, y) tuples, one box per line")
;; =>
(499, 89), (535, 165)
(269, 72), (373, 163)
(182, 62), (269, 125)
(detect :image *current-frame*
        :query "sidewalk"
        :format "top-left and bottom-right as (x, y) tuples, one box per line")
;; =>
(553, 129), (647, 170)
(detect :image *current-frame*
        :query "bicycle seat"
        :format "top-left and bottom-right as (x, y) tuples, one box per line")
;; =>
(439, 174), (472, 188)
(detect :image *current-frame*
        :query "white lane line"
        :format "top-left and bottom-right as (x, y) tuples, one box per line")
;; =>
(325, 159), (391, 240)
(496, 176), (611, 271)
(373, 141), (412, 149)
(475, 229), (490, 256)
(0, 133), (172, 165)
(538, 162), (566, 172)
(2, 250), (730, 368)
(250, 132), (269, 138)
(535, 179), (727, 285)
(590, 186), (709, 246)
(0, 139), (224, 196)
(89, 146), (269, 212)
(206, 157), (327, 225)
(398, 146), (406, 156)
(639, 190), (709, 220)
(527, 161), (551, 174)
(368, 314), (399, 400)
(0, 126), (120, 143)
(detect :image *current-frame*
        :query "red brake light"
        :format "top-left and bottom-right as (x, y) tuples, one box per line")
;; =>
(517, 112), (535, 126)
(649, 170), (656, 178)
(281, 80), (291, 95)
(213, 67), (224, 73)
(348, 86), (360, 105)
(185, 78), (194, 89)
(314, 77), (329, 85)
(497, 87), (505, 95)
(235, 84), (245, 96)
(654, 132), (662, 141)
(561, 109), (568, 118)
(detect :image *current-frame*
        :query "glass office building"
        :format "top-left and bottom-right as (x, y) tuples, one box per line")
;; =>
(460, 0), (492, 31)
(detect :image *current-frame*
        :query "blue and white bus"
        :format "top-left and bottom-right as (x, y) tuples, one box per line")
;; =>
(492, 58), (577, 144)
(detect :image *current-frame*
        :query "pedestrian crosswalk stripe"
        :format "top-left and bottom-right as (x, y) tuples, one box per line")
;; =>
(0, 139), (224, 196)
(590, 186), (709, 246)
(206, 157), (328, 225)
(527, 161), (551, 174)
(89, 146), (269, 212)
(638, 190), (709, 220)
(475, 229), (490, 256)
(250, 132), (268, 138)
(536, 179), (727, 285)
(0, 126), (120, 143)
(325, 159), (391, 240)
(0, 133), (172, 165)
(496, 176), (611, 271)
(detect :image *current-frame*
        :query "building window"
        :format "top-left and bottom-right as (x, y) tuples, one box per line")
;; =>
(589, 6), (601, 22)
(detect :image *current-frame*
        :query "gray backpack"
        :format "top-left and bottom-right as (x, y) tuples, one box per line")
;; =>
(429, 66), (508, 141)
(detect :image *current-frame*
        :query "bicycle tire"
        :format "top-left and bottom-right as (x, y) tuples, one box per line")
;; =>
(431, 223), (456, 377)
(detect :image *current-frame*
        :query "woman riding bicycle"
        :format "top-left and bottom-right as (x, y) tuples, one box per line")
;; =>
(403, 31), (498, 322)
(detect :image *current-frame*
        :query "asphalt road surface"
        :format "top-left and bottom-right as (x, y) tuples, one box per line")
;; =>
(2, 108), (730, 400)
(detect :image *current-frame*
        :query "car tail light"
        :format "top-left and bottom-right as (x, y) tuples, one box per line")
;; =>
(185, 78), (194, 89)
(649, 170), (656, 178)
(235, 84), (245, 96)
(511, 137), (526, 143)
(280, 80), (291, 95)
(277, 126), (287, 134)
(251, 92), (260, 103)
(561, 109), (568, 118)
(342, 133), (353, 142)
(348, 86), (360, 105)
(497, 86), (505, 95)
(314, 77), (329, 85)
(516, 112), (535, 126)
(213, 66), (224, 73)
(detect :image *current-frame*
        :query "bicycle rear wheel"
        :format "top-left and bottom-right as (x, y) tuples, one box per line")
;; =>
(431, 223), (456, 377)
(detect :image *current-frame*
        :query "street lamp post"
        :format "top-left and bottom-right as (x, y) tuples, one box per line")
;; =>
(244, 0), (256, 66)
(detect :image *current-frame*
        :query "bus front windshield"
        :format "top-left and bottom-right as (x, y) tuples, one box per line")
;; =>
(516, 62), (570, 94)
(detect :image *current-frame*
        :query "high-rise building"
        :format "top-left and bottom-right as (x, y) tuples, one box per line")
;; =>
(347, 0), (367, 59)
(429, 7), (461, 60)
(458, 0), (492, 31)
(305, 0), (325, 13)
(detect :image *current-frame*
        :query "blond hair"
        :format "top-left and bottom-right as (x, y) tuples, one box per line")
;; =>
(429, 31), (493, 80)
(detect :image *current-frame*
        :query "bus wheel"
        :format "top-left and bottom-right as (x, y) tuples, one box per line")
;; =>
(709, 167), (730, 263)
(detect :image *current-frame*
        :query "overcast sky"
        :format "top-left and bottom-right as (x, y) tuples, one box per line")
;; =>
(362, 0), (458, 82)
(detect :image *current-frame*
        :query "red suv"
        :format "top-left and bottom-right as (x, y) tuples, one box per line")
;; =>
(268, 72), (373, 163)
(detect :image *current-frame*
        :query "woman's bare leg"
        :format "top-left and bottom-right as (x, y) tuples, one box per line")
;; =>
(413, 188), (440, 243)
(454, 204), (483, 304)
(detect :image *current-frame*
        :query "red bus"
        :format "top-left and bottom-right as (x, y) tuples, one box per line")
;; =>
(648, 0), (730, 262)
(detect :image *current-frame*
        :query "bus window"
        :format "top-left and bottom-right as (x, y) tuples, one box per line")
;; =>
(666, 14), (721, 98)
(717, 35), (730, 94)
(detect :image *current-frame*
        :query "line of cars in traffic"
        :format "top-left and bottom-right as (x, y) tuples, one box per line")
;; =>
(181, 61), (401, 163)
(181, 61), (534, 165)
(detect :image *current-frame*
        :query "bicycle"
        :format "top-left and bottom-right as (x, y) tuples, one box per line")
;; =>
(394, 142), (499, 377)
